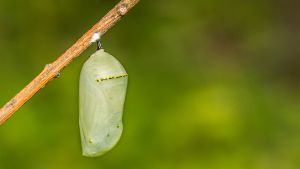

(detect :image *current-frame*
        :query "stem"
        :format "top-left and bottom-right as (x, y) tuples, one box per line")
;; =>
(0, 0), (139, 125)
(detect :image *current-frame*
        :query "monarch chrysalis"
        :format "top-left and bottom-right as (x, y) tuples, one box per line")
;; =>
(79, 49), (128, 157)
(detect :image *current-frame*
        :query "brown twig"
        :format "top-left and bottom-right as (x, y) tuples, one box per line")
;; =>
(0, 0), (139, 125)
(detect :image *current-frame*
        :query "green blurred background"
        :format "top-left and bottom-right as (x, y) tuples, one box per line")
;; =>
(1, 0), (300, 168)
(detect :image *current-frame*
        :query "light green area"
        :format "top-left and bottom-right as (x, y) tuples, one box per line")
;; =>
(0, 0), (300, 169)
(79, 50), (127, 157)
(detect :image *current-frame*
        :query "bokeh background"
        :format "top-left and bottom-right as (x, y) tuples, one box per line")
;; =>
(0, 0), (300, 168)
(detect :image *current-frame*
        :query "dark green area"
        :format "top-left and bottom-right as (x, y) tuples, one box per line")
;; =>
(0, 0), (300, 169)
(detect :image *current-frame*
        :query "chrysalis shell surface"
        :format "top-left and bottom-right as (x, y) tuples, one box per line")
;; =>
(79, 49), (128, 157)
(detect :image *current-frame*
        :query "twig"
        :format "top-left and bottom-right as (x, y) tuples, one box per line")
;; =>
(0, 0), (139, 125)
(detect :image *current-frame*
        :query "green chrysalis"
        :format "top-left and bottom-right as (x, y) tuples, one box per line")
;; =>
(79, 49), (128, 157)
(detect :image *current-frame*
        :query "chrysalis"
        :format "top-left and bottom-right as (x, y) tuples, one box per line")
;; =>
(79, 49), (128, 157)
